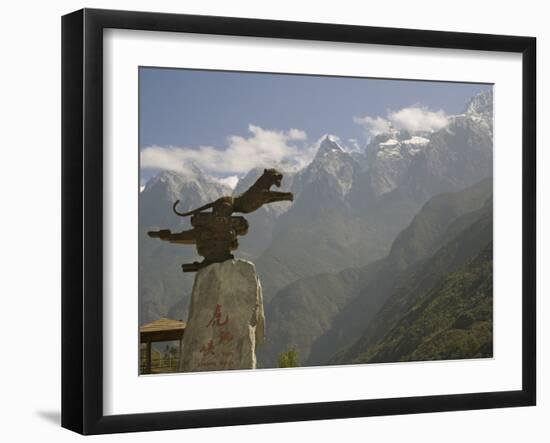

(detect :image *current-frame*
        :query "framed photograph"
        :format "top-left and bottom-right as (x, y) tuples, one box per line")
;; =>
(62, 8), (536, 435)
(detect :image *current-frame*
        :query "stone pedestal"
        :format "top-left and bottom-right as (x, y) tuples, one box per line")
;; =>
(179, 259), (265, 372)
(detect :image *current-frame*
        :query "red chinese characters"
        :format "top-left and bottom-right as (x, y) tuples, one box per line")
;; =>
(206, 303), (229, 328)
(218, 329), (233, 344)
(199, 304), (234, 364)
(199, 339), (215, 356)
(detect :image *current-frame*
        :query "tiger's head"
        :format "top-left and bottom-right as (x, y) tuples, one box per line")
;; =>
(261, 168), (284, 188)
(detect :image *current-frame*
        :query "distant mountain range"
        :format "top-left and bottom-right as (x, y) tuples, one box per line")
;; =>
(139, 90), (493, 367)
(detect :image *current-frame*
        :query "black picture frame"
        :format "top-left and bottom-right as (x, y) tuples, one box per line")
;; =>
(61, 8), (537, 435)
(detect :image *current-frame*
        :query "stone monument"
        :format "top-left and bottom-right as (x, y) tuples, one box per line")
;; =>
(179, 259), (265, 371)
(147, 168), (293, 371)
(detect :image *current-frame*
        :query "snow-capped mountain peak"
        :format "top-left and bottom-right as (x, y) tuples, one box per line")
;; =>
(372, 131), (430, 162)
(465, 89), (493, 116)
(402, 136), (430, 145)
(315, 135), (345, 159)
(293, 136), (357, 199)
(458, 89), (493, 134)
(143, 167), (231, 205)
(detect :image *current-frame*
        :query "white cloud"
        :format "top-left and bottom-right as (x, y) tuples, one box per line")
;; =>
(354, 106), (449, 140)
(287, 128), (307, 140)
(353, 115), (392, 137)
(140, 146), (199, 177)
(215, 175), (240, 189)
(388, 107), (449, 133)
(140, 124), (311, 176)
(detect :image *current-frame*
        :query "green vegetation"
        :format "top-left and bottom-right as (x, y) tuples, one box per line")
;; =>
(277, 346), (300, 368)
(354, 242), (493, 363)
(326, 187), (493, 365)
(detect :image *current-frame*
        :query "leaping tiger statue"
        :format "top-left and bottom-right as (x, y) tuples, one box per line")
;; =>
(148, 168), (293, 272)
(172, 168), (293, 217)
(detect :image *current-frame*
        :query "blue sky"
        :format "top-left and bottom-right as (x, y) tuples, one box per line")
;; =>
(139, 67), (491, 185)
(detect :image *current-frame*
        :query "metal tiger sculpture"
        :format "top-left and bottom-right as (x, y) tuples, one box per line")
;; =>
(148, 168), (293, 272)
(172, 168), (293, 217)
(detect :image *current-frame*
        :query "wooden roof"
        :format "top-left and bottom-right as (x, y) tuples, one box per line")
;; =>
(140, 317), (186, 342)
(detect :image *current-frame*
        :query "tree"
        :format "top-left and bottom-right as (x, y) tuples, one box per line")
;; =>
(278, 346), (299, 368)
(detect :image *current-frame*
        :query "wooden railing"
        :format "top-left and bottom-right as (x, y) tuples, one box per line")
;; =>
(140, 353), (180, 374)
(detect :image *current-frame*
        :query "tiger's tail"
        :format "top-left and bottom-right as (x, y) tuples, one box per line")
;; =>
(172, 200), (214, 217)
